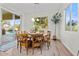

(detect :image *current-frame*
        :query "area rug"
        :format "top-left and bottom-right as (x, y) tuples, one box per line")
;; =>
(0, 40), (17, 51)
(0, 33), (17, 51)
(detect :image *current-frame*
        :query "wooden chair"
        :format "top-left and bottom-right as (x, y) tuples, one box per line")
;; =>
(16, 31), (24, 48)
(16, 31), (20, 48)
(77, 50), (79, 56)
(18, 33), (29, 54)
(44, 31), (51, 49)
(32, 34), (43, 54)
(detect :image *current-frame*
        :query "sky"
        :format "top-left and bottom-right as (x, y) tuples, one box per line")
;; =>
(10, 19), (21, 26)
(66, 3), (78, 24)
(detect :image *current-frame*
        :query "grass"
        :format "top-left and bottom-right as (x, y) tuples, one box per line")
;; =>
(66, 25), (78, 31)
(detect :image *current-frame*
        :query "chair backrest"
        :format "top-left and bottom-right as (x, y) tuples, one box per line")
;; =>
(16, 31), (28, 42)
(47, 31), (51, 35)
(32, 33), (43, 42)
(16, 31), (20, 40)
(47, 31), (51, 40)
(77, 50), (79, 56)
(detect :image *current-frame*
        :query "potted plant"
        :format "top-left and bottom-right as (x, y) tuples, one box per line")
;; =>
(51, 12), (62, 41)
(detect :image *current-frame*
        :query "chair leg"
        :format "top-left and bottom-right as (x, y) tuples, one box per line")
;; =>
(32, 47), (34, 55)
(40, 47), (42, 54)
(17, 42), (19, 49)
(47, 42), (50, 49)
(77, 50), (79, 56)
(20, 43), (22, 53)
(26, 48), (28, 55)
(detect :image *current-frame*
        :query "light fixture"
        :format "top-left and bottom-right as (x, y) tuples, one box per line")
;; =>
(37, 19), (39, 21)
(15, 28), (18, 31)
(32, 18), (35, 22)
(34, 3), (39, 5)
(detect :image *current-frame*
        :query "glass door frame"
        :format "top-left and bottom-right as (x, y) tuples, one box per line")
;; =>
(1, 8), (21, 35)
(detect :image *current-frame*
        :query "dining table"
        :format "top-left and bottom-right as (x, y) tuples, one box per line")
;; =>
(16, 31), (49, 54)
(26, 32), (44, 47)
(17, 32), (46, 48)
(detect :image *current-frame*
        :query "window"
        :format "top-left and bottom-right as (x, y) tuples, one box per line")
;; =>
(2, 9), (21, 35)
(65, 3), (78, 31)
(65, 5), (71, 31)
(71, 3), (78, 31)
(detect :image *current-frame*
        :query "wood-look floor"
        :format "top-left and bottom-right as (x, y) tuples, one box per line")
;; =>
(0, 40), (73, 56)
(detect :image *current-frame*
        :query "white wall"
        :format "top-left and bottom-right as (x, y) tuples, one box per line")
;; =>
(60, 4), (79, 55)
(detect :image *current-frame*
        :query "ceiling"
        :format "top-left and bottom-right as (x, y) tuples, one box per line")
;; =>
(0, 3), (69, 15)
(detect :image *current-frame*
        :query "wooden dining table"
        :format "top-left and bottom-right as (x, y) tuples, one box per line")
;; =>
(17, 32), (46, 43)
(22, 32), (44, 47)
(16, 31), (48, 54)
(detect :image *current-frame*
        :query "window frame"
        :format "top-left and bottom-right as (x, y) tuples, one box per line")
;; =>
(65, 3), (78, 32)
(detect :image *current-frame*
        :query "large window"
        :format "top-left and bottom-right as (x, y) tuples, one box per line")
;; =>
(65, 5), (71, 31)
(65, 3), (78, 31)
(1, 9), (21, 35)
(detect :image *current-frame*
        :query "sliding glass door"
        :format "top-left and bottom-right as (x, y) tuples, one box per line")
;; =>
(1, 9), (21, 35)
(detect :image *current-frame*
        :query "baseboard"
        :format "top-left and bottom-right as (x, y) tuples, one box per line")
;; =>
(60, 40), (75, 56)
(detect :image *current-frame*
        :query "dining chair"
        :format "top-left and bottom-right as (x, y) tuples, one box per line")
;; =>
(44, 31), (51, 49)
(18, 33), (29, 54)
(16, 31), (23, 48)
(32, 34), (43, 54)
(77, 50), (79, 56)
(16, 31), (20, 48)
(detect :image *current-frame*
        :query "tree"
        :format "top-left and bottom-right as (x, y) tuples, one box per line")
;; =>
(51, 12), (62, 40)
